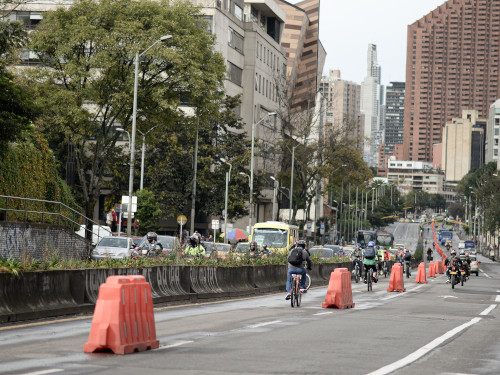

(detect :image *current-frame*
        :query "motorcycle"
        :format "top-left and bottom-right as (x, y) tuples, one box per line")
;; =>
(427, 254), (433, 261)
(449, 265), (459, 289)
(490, 250), (495, 261)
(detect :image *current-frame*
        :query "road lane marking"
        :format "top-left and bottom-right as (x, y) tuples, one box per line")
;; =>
(156, 341), (194, 351)
(479, 304), (497, 316)
(479, 268), (491, 278)
(20, 370), (64, 375)
(313, 312), (333, 316)
(496, 291), (500, 302)
(366, 317), (482, 375)
(248, 320), (282, 329)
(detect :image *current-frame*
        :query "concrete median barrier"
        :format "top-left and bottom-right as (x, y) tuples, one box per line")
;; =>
(0, 261), (351, 323)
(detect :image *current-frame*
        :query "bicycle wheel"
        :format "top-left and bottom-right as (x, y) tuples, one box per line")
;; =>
(367, 270), (372, 292)
(296, 286), (302, 307)
(355, 264), (360, 284)
(290, 278), (296, 307)
(406, 264), (410, 278)
(384, 264), (388, 278)
(305, 273), (311, 290)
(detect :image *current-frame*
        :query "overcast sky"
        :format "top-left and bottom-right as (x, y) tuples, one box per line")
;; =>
(317, 0), (447, 86)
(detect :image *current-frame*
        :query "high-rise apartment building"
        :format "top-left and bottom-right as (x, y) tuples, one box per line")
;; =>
(403, 0), (500, 162)
(361, 43), (384, 167)
(319, 70), (363, 148)
(486, 98), (500, 166)
(384, 82), (405, 152)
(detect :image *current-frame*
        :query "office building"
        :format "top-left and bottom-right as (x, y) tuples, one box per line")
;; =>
(486, 98), (500, 166)
(403, 0), (500, 162)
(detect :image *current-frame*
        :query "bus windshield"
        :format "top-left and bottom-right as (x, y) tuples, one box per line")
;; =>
(252, 228), (288, 248)
(376, 233), (394, 247)
(356, 230), (376, 247)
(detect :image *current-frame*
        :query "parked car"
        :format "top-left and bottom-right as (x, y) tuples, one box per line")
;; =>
(137, 235), (180, 255)
(469, 255), (479, 276)
(90, 236), (135, 260)
(76, 224), (112, 246)
(323, 244), (342, 255)
(202, 241), (217, 259)
(309, 248), (335, 260)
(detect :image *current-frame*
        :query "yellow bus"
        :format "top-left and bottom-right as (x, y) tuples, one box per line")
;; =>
(249, 221), (299, 254)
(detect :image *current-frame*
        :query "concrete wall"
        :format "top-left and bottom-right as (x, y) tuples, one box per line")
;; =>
(0, 222), (89, 261)
(0, 262), (354, 323)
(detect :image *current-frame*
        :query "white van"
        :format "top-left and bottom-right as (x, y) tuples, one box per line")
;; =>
(458, 241), (465, 249)
(76, 224), (112, 246)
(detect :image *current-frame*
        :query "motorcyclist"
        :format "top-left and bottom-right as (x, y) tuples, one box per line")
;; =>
(249, 241), (261, 259)
(138, 232), (163, 256)
(183, 235), (206, 258)
(351, 243), (363, 278)
(285, 240), (312, 300)
(427, 247), (433, 261)
(261, 244), (271, 257)
(445, 249), (463, 283)
(463, 252), (471, 277)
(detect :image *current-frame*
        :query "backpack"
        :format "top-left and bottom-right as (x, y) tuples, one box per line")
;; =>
(287, 247), (303, 266)
(364, 247), (375, 259)
(404, 252), (411, 261)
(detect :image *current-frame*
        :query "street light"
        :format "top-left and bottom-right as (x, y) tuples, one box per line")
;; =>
(126, 34), (172, 236)
(250, 112), (276, 232)
(289, 144), (298, 224)
(221, 158), (232, 244)
(137, 126), (158, 190)
(270, 176), (278, 221)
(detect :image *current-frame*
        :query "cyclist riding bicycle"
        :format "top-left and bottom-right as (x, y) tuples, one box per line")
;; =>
(382, 249), (391, 274)
(351, 243), (363, 277)
(395, 247), (404, 265)
(285, 240), (312, 300)
(403, 248), (412, 276)
(363, 241), (378, 284)
(427, 247), (433, 261)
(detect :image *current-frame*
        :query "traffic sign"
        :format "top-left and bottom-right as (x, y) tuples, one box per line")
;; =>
(306, 221), (312, 230)
(177, 215), (187, 225)
(211, 219), (220, 230)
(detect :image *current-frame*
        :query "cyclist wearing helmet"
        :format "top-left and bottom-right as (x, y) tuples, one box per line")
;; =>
(351, 244), (363, 278)
(183, 235), (206, 258)
(285, 240), (312, 300)
(362, 241), (378, 283)
(403, 248), (412, 276)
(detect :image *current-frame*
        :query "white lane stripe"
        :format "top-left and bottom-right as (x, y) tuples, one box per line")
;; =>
(20, 370), (64, 375)
(156, 341), (194, 351)
(496, 291), (500, 303)
(248, 320), (282, 329)
(314, 312), (333, 316)
(479, 304), (497, 316)
(366, 317), (482, 375)
(479, 268), (491, 278)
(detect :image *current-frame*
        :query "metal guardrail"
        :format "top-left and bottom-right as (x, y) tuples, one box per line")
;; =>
(0, 195), (104, 244)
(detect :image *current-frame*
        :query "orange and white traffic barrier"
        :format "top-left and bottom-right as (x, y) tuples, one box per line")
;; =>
(322, 268), (355, 309)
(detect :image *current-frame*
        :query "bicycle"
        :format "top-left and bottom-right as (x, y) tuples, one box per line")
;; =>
(367, 267), (373, 292)
(354, 260), (361, 283)
(290, 273), (302, 307)
(405, 260), (411, 278)
(304, 273), (311, 291)
(382, 260), (389, 278)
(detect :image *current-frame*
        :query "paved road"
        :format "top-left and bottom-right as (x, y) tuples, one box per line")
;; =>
(1, 250), (500, 375)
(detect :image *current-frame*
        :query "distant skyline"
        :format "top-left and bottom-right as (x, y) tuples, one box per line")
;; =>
(317, 0), (447, 86)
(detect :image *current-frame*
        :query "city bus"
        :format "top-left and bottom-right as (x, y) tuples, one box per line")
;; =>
(356, 230), (376, 248)
(438, 227), (453, 245)
(249, 221), (299, 254)
(376, 231), (394, 249)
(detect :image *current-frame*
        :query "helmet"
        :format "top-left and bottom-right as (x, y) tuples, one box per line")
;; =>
(356, 243), (361, 247)
(405, 248), (409, 252)
(147, 232), (157, 242)
(250, 241), (257, 249)
(297, 240), (307, 249)
(190, 235), (198, 244)
(367, 241), (375, 247)
(465, 252), (470, 257)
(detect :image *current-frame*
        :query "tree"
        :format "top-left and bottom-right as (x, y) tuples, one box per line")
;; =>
(26, 0), (226, 221)
(135, 189), (162, 235)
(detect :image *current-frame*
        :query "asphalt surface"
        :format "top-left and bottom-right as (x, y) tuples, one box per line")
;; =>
(1, 223), (499, 375)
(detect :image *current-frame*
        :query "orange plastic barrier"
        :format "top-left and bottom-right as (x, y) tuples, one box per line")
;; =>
(414, 262), (427, 284)
(322, 268), (355, 309)
(387, 263), (406, 293)
(84, 275), (159, 355)
(435, 260), (444, 274)
(427, 261), (436, 278)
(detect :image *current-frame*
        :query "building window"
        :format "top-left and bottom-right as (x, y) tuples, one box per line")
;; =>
(198, 15), (213, 34)
(255, 73), (258, 91)
(228, 27), (243, 54)
(228, 62), (242, 86)
(251, 6), (258, 21)
(234, 4), (243, 20)
(227, 0), (231, 13)
(260, 14), (266, 29)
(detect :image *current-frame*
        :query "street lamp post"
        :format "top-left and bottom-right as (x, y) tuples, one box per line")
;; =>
(126, 35), (172, 236)
(136, 125), (158, 190)
(289, 145), (297, 224)
(270, 176), (278, 221)
(250, 112), (276, 232)
(221, 158), (232, 244)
